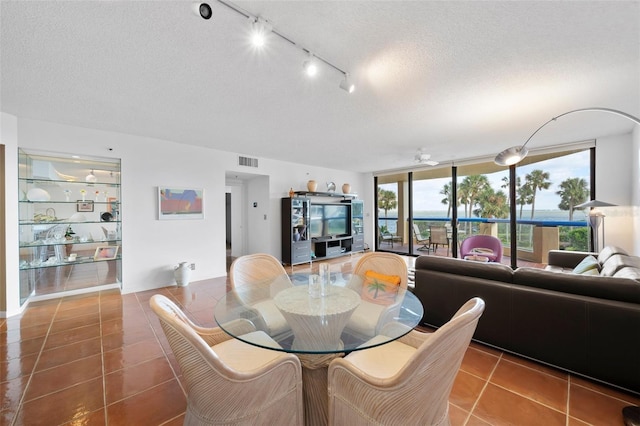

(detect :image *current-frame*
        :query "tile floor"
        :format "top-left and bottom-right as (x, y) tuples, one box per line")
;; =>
(2, 256), (639, 425)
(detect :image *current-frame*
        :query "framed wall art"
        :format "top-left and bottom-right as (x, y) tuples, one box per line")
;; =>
(77, 200), (94, 212)
(158, 187), (204, 220)
(93, 245), (120, 261)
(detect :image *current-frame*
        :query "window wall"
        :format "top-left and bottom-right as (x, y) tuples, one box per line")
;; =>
(375, 145), (593, 266)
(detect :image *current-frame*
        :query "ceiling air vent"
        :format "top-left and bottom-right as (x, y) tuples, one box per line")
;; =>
(238, 156), (259, 168)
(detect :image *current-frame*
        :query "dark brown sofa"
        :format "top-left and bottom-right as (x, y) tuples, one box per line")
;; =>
(413, 246), (640, 395)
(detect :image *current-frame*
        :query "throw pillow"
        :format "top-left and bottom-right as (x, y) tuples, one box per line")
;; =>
(471, 247), (494, 255)
(577, 268), (600, 276)
(361, 270), (401, 306)
(572, 255), (600, 274)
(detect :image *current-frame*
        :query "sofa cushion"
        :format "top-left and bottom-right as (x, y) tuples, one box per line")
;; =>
(572, 255), (600, 274)
(600, 254), (640, 277)
(597, 246), (628, 264)
(415, 255), (513, 283)
(613, 267), (640, 281)
(514, 267), (640, 304)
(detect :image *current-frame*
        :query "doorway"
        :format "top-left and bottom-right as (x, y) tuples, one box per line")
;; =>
(225, 172), (271, 268)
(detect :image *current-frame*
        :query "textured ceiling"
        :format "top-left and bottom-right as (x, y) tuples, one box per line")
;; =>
(1, 1), (639, 173)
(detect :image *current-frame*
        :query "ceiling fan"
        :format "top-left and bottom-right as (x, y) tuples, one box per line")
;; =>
(414, 149), (439, 166)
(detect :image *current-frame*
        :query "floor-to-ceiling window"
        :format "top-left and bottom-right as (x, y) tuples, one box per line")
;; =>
(374, 143), (594, 265)
(411, 167), (453, 256)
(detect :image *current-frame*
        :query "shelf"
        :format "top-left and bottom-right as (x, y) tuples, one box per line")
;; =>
(20, 239), (121, 249)
(20, 255), (122, 270)
(18, 148), (123, 304)
(294, 191), (356, 199)
(19, 220), (121, 226)
(19, 200), (120, 204)
(19, 177), (120, 187)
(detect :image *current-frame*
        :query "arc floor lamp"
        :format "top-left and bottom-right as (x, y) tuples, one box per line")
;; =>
(495, 108), (640, 425)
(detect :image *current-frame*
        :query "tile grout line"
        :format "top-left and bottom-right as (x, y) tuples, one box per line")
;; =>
(566, 375), (571, 426)
(12, 298), (62, 426)
(100, 290), (109, 424)
(463, 352), (504, 425)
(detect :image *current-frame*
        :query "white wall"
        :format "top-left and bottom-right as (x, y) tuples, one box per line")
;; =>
(595, 132), (638, 254)
(1, 113), (20, 315)
(632, 126), (640, 254)
(2, 116), (369, 313)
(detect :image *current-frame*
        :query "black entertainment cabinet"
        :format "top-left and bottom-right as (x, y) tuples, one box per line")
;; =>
(281, 192), (364, 265)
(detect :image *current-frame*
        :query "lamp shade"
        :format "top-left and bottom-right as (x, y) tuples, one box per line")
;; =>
(494, 145), (529, 166)
(575, 200), (617, 208)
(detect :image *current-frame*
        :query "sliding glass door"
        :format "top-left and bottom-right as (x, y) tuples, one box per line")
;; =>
(374, 145), (593, 266)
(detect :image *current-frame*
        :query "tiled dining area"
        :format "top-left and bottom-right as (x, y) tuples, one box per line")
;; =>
(2, 254), (639, 425)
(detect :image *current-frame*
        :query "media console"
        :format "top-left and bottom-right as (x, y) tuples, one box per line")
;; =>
(281, 192), (364, 265)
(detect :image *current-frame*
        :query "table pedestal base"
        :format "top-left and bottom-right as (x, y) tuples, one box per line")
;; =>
(298, 353), (342, 426)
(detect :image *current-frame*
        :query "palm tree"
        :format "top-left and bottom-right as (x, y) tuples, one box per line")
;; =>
(500, 176), (510, 204)
(377, 188), (397, 229)
(515, 177), (533, 219)
(458, 175), (490, 233)
(557, 178), (589, 221)
(440, 183), (453, 217)
(475, 188), (509, 219)
(524, 169), (551, 219)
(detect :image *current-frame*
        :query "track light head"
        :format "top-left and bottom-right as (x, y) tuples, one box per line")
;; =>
(303, 55), (318, 77)
(249, 18), (272, 48)
(339, 74), (355, 93)
(192, 3), (212, 20)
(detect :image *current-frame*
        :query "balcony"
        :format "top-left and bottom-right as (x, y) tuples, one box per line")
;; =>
(378, 216), (590, 266)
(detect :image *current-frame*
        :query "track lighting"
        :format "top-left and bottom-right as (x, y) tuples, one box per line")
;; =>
(249, 17), (272, 48)
(192, 3), (212, 20)
(339, 73), (355, 93)
(303, 55), (318, 77)
(200, 1), (353, 93)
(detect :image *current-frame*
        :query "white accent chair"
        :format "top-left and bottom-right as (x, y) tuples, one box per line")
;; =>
(229, 253), (293, 337)
(328, 297), (485, 425)
(344, 252), (408, 338)
(149, 294), (304, 426)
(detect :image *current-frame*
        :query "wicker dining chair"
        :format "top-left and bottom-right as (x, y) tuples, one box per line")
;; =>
(229, 253), (293, 337)
(149, 294), (304, 426)
(344, 252), (409, 338)
(328, 297), (485, 426)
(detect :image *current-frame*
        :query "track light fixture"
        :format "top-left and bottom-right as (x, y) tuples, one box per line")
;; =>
(192, 2), (212, 20)
(339, 73), (355, 93)
(211, 0), (354, 94)
(249, 17), (272, 48)
(303, 54), (319, 77)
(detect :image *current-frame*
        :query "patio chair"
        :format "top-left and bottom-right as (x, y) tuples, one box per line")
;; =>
(149, 294), (304, 426)
(328, 297), (485, 425)
(412, 224), (430, 252)
(378, 227), (402, 247)
(429, 225), (450, 255)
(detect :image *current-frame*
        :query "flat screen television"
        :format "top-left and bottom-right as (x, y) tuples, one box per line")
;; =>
(310, 203), (350, 239)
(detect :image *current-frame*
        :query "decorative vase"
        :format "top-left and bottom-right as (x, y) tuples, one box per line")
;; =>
(289, 187), (295, 198)
(307, 180), (317, 192)
(342, 183), (351, 194)
(174, 262), (192, 287)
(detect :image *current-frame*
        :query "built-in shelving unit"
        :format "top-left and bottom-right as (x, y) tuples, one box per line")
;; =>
(18, 149), (122, 304)
(282, 192), (364, 265)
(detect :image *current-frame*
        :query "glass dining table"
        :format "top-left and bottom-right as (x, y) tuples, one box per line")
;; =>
(214, 271), (424, 426)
